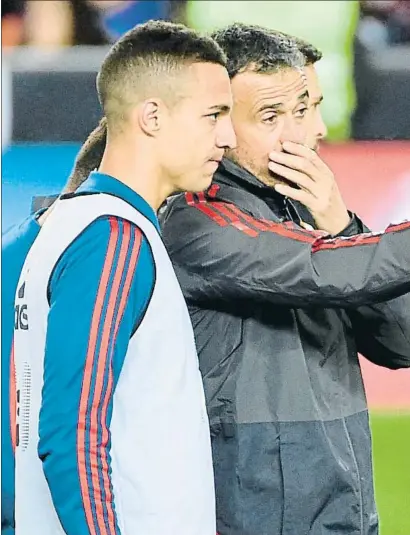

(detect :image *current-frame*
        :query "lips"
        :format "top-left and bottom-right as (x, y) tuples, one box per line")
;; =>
(208, 160), (220, 169)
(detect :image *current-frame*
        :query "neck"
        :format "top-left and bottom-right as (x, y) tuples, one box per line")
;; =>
(98, 134), (172, 212)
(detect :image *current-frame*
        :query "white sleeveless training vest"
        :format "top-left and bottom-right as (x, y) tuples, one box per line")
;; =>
(13, 193), (215, 535)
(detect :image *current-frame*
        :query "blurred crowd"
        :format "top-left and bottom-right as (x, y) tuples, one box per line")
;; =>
(3, 0), (410, 49)
(1, 0), (185, 48)
(2, 0), (410, 142)
(358, 0), (410, 46)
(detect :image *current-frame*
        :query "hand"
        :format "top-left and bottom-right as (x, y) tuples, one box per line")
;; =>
(268, 141), (351, 235)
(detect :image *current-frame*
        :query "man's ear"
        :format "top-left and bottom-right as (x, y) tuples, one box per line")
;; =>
(135, 99), (164, 137)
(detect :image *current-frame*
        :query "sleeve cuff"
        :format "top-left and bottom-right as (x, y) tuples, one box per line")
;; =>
(334, 212), (370, 237)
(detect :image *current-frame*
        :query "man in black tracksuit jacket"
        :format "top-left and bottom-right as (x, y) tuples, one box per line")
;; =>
(160, 25), (410, 535)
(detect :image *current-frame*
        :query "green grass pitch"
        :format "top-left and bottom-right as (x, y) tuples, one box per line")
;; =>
(370, 412), (410, 535)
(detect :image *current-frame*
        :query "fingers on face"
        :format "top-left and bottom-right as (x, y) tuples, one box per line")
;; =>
(270, 141), (331, 178)
(269, 153), (316, 179)
(268, 161), (316, 193)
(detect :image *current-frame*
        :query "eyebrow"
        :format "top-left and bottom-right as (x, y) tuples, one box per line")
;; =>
(257, 90), (310, 113)
(313, 95), (324, 105)
(208, 104), (231, 113)
(298, 90), (309, 102)
(257, 102), (283, 113)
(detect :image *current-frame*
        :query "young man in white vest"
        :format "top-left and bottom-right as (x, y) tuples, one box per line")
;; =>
(2, 119), (107, 535)
(12, 20), (235, 535)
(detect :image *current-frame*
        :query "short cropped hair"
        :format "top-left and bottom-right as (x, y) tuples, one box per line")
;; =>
(211, 23), (304, 79)
(280, 32), (323, 65)
(64, 117), (107, 192)
(97, 20), (227, 131)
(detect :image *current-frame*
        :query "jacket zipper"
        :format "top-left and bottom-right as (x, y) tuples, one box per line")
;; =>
(342, 417), (364, 535)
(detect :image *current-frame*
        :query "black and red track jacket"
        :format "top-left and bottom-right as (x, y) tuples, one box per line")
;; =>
(160, 158), (410, 535)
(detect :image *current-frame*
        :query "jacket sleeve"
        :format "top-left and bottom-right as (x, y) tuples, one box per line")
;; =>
(161, 196), (410, 309)
(339, 215), (410, 369)
(38, 216), (155, 535)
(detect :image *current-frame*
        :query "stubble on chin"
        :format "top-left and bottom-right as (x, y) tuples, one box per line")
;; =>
(227, 152), (282, 189)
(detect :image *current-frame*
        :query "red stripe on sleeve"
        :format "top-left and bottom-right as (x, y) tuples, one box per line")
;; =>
(212, 203), (259, 237)
(207, 184), (220, 198)
(185, 192), (229, 226)
(312, 221), (410, 253)
(191, 198), (318, 243)
(188, 197), (410, 253)
(312, 234), (381, 253)
(385, 221), (410, 233)
(224, 204), (273, 232)
(88, 218), (132, 535)
(185, 192), (195, 206)
(77, 218), (119, 535)
(225, 203), (326, 239)
(194, 204), (230, 227)
(98, 225), (142, 533)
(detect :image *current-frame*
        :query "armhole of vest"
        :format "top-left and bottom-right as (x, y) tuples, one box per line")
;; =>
(130, 235), (157, 338)
(46, 215), (113, 306)
(46, 214), (157, 342)
(59, 191), (95, 201)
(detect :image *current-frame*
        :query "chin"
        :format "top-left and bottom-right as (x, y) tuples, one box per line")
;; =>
(196, 175), (214, 192)
(262, 170), (283, 188)
(180, 175), (213, 194)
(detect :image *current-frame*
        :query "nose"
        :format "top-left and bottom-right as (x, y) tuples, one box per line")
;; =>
(316, 109), (328, 141)
(280, 114), (305, 145)
(216, 116), (237, 150)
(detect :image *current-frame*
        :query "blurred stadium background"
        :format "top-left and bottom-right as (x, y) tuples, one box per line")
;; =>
(2, 1), (409, 533)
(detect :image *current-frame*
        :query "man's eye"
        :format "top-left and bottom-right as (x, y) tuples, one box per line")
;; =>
(295, 106), (308, 118)
(207, 112), (220, 123)
(262, 114), (278, 124)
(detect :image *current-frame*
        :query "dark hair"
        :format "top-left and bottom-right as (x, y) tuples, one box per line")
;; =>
(64, 117), (107, 192)
(97, 20), (227, 129)
(211, 23), (304, 78)
(280, 33), (322, 65)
